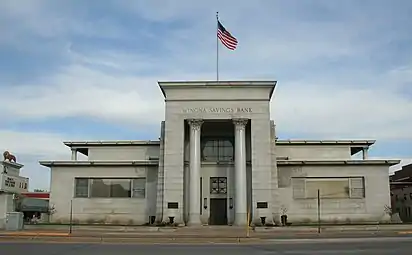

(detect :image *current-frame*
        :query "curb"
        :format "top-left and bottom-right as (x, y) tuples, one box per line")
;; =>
(0, 236), (267, 244)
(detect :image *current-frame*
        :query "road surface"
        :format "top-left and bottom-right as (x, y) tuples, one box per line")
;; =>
(1, 236), (412, 254)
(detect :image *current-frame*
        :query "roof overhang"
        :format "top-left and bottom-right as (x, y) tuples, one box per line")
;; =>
(39, 160), (159, 167)
(276, 140), (376, 155)
(390, 182), (412, 185)
(158, 80), (277, 100)
(63, 140), (160, 156)
(64, 140), (160, 147)
(277, 159), (400, 166)
(1, 161), (24, 169)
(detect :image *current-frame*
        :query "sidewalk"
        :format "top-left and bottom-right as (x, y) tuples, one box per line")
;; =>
(1, 224), (412, 238)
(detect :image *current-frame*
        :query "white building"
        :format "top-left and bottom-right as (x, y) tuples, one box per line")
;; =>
(40, 81), (399, 226)
(1, 160), (29, 227)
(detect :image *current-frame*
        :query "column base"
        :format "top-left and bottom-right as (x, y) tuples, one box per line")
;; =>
(187, 213), (202, 226)
(234, 213), (248, 226)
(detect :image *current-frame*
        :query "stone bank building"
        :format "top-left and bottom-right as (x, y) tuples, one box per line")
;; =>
(40, 81), (399, 226)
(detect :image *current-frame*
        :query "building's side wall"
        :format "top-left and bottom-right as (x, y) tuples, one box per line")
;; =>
(277, 165), (391, 223)
(250, 102), (273, 224)
(0, 194), (14, 228)
(49, 166), (158, 225)
(155, 121), (165, 223)
(162, 106), (185, 224)
(2, 164), (20, 176)
(88, 146), (160, 161)
(276, 145), (351, 160)
(270, 121), (280, 224)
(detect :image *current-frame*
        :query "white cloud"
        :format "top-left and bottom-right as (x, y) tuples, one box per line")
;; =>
(273, 69), (412, 139)
(0, 129), (74, 160)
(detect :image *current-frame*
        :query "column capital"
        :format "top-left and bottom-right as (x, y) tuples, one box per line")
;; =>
(232, 118), (248, 130)
(188, 119), (204, 131)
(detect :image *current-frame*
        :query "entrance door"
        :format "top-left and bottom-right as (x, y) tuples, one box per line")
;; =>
(210, 198), (227, 225)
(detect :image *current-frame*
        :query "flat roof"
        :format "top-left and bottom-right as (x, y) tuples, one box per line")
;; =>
(64, 140), (160, 147)
(276, 139), (375, 146)
(64, 139), (374, 148)
(277, 159), (400, 166)
(40, 159), (400, 168)
(276, 140), (376, 155)
(39, 160), (159, 167)
(158, 80), (277, 99)
(64, 140), (160, 156)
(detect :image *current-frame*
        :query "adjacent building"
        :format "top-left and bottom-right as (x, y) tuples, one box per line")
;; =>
(390, 163), (412, 222)
(40, 81), (399, 226)
(0, 160), (29, 227)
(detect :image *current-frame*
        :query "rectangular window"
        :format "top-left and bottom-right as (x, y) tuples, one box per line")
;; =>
(132, 178), (146, 198)
(168, 202), (178, 209)
(75, 178), (145, 198)
(110, 179), (132, 198)
(202, 138), (234, 162)
(5, 177), (16, 187)
(257, 202), (268, 209)
(75, 178), (89, 197)
(292, 177), (365, 199)
(210, 177), (227, 194)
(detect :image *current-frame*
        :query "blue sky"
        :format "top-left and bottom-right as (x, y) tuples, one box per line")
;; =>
(1, 0), (412, 191)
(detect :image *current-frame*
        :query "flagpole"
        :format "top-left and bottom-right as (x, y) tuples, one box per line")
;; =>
(216, 12), (219, 82)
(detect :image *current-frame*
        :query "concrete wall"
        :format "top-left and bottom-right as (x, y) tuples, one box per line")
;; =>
(2, 165), (20, 176)
(49, 165), (158, 225)
(88, 145), (160, 161)
(0, 173), (29, 193)
(276, 145), (351, 160)
(0, 193), (14, 228)
(277, 164), (391, 223)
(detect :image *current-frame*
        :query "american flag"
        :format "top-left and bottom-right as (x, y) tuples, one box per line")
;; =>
(217, 20), (238, 50)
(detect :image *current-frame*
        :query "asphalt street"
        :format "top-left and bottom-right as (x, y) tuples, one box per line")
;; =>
(1, 237), (412, 255)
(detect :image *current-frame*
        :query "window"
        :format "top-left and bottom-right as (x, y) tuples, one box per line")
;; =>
(210, 177), (227, 194)
(74, 178), (145, 198)
(5, 177), (15, 187)
(75, 178), (89, 197)
(292, 177), (365, 199)
(257, 202), (268, 209)
(168, 202), (178, 209)
(202, 138), (234, 162)
(132, 178), (146, 198)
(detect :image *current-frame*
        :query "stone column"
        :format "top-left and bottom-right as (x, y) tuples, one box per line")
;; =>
(71, 149), (77, 161)
(187, 119), (203, 225)
(233, 118), (248, 226)
(362, 147), (369, 160)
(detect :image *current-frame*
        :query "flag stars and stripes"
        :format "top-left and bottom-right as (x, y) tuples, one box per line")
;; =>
(217, 20), (238, 50)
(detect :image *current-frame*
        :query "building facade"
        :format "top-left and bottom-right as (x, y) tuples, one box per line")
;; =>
(40, 81), (399, 226)
(390, 163), (412, 222)
(1, 159), (29, 227)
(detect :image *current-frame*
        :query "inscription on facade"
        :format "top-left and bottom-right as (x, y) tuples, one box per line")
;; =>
(182, 107), (253, 114)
